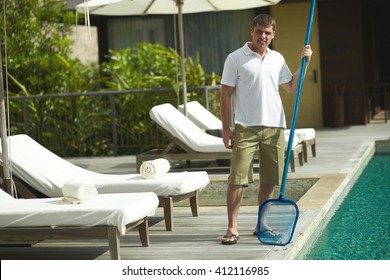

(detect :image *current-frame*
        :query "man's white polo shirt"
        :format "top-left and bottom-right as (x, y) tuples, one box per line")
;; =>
(221, 42), (292, 128)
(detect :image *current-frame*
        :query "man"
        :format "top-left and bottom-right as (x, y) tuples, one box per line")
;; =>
(220, 14), (312, 245)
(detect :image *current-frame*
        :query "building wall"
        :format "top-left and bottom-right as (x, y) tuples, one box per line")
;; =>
(318, 0), (367, 126)
(272, 1), (323, 128)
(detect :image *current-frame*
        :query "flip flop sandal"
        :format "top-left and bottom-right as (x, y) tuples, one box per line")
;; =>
(221, 234), (239, 245)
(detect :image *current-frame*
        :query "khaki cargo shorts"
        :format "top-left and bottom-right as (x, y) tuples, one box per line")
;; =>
(228, 124), (285, 186)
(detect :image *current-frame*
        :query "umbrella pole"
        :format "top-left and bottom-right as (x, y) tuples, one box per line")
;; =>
(176, 0), (187, 116)
(0, 43), (12, 195)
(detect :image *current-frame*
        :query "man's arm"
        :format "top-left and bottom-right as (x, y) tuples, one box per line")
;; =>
(220, 84), (235, 149)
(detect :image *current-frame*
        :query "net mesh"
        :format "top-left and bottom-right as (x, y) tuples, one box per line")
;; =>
(257, 199), (299, 245)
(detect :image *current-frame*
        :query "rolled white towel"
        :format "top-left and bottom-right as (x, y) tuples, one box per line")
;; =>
(140, 158), (170, 179)
(62, 180), (98, 204)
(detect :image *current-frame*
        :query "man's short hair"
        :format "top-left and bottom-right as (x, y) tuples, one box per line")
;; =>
(252, 14), (276, 31)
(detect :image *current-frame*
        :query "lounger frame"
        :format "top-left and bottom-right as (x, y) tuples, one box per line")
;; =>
(0, 217), (149, 260)
(302, 138), (316, 162)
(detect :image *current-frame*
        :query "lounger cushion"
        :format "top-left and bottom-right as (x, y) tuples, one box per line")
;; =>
(0, 134), (209, 198)
(150, 103), (229, 153)
(295, 128), (316, 142)
(0, 189), (158, 235)
(179, 101), (222, 131)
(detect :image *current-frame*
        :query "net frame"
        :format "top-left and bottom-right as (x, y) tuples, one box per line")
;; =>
(257, 197), (299, 245)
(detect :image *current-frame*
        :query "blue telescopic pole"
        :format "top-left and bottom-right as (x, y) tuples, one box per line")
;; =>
(279, 0), (317, 198)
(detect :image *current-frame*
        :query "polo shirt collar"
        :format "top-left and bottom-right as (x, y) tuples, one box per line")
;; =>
(243, 42), (272, 57)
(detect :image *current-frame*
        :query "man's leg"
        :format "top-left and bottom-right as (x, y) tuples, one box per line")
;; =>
(226, 184), (244, 235)
(221, 184), (243, 244)
(222, 124), (256, 244)
(258, 182), (275, 207)
(254, 182), (275, 234)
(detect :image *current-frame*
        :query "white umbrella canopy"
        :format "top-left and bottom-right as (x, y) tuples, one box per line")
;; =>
(77, 0), (281, 16)
(76, 0), (281, 114)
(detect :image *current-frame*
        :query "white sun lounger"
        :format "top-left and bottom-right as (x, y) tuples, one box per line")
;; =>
(136, 103), (234, 171)
(152, 103), (229, 153)
(0, 134), (210, 231)
(0, 188), (158, 259)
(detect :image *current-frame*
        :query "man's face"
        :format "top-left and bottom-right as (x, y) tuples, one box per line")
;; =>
(250, 24), (275, 50)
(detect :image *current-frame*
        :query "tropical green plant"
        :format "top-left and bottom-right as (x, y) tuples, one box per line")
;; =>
(0, 0), (75, 95)
(0, 0), (114, 156)
(101, 42), (221, 153)
(6, 53), (111, 156)
(1, 0), (221, 156)
(101, 43), (180, 153)
(103, 43), (180, 91)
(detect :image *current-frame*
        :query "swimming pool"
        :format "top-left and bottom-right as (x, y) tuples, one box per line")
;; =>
(303, 153), (390, 260)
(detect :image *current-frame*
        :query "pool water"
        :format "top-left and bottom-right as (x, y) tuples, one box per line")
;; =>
(304, 153), (390, 260)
